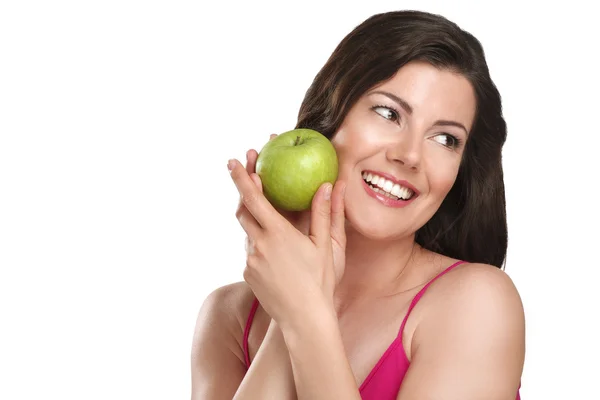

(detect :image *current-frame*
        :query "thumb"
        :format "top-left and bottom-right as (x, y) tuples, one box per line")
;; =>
(309, 182), (332, 248)
(330, 181), (346, 248)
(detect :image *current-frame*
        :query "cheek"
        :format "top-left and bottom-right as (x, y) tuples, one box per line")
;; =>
(334, 156), (357, 184)
(332, 131), (359, 180)
(427, 150), (460, 198)
(332, 114), (386, 154)
(427, 161), (461, 197)
(332, 127), (382, 175)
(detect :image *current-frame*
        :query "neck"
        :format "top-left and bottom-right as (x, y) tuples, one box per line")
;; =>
(336, 225), (422, 304)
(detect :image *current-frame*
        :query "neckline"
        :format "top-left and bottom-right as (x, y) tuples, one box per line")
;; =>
(244, 260), (467, 391)
(358, 333), (407, 391)
(357, 260), (466, 392)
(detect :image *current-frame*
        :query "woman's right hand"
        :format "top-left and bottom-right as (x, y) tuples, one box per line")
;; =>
(238, 134), (312, 237)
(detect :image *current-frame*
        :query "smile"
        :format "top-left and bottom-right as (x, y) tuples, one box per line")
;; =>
(361, 170), (419, 207)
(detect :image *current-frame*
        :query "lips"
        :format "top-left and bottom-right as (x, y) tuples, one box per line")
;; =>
(361, 170), (418, 200)
(360, 171), (419, 208)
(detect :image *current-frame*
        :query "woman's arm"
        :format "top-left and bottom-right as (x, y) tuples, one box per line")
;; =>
(227, 157), (361, 399)
(190, 284), (297, 400)
(279, 296), (363, 400)
(233, 320), (296, 400)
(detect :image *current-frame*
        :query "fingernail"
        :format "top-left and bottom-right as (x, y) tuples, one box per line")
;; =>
(324, 183), (332, 200)
(227, 159), (235, 171)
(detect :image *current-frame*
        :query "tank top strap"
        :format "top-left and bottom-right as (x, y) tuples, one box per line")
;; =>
(243, 297), (260, 368)
(398, 260), (467, 336)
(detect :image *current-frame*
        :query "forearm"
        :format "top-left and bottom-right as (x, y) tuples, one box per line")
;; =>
(233, 319), (297, 400)
(281, 303), (362, 400)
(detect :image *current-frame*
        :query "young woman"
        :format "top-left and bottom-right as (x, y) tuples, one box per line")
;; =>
(192, 10), (525, 400)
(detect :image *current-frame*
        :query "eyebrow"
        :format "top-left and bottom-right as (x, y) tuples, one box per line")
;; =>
(370, 90), (414, 114)
(369, 90), (469, 135)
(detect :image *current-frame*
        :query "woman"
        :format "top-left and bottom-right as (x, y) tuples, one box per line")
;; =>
(192, 10), (525, 400)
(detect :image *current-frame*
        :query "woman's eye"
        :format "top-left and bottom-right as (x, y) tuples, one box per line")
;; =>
(372, 106), (399, 122)
(433, 133), (460, 148)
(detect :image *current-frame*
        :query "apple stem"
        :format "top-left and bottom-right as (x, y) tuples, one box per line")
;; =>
(294, 136), (301, 146)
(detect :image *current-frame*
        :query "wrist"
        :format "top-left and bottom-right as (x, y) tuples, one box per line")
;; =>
(278, 295), (338, 348)
(257, 320), (290, 358)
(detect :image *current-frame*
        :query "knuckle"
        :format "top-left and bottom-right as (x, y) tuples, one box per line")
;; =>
(242, 192), (258, 207)
(243, 256), (259, 281)
(245, 237), (261, 257)
(242, 264), (252, 282)
(237, 212), (247, 227)
(252, 237), (264, 255)
(245, 235), (265, 257)
(318, 206), (330, 219)
(235, 207), (244, 220)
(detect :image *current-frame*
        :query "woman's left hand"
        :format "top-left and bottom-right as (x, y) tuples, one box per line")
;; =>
(228, 158), (346, 329)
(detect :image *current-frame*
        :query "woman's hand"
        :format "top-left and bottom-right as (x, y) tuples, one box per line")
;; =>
(229, 154), (346, 330)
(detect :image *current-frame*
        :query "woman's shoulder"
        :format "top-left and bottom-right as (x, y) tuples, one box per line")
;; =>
(401, 261), (525, 393)
(435, 262), (523, 306)
(415, 261), (525, 356)
(195, 281), (256, 349)
(201, 280), (255, 323)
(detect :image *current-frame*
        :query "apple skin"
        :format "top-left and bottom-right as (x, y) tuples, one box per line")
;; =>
(255, 128), (339, 211)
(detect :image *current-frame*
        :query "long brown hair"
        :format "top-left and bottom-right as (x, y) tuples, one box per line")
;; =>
(296, 10), (508, 268)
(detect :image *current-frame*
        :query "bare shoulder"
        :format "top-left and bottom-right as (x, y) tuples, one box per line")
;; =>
(193, 281), (255, 353)
(192, 282), (253, 364)
(433, 262), (524, 316)
(191, 281), (255, 399)
(399, 263), (525, 398)
(419, 262), (525, 336)
(199, 281), (255, 320)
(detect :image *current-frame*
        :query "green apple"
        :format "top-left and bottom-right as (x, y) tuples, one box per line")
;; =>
(255, 128), (338, 211)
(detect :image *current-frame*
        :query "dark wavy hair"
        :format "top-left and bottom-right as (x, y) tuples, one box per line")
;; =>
(296, 10), (508, 269)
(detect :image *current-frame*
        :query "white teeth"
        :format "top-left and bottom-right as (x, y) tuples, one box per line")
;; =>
(374, 187), (395, 199)
(383, 180), (393, 192)
(362, 171), (416, 200)
(400, 187), (411, 199)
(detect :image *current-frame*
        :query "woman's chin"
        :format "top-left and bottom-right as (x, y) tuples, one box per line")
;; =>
(345, 215), (415, 243)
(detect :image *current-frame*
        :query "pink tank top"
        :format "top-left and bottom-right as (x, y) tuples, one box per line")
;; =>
(243, 260), (521, 399)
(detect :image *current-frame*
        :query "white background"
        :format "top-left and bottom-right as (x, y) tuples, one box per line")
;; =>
(1, 1), (598, 399)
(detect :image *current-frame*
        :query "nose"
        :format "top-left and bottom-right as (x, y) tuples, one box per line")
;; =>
(385, 134), (422, 170)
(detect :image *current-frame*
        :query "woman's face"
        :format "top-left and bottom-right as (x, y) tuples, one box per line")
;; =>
(331, 61), (477, 240)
